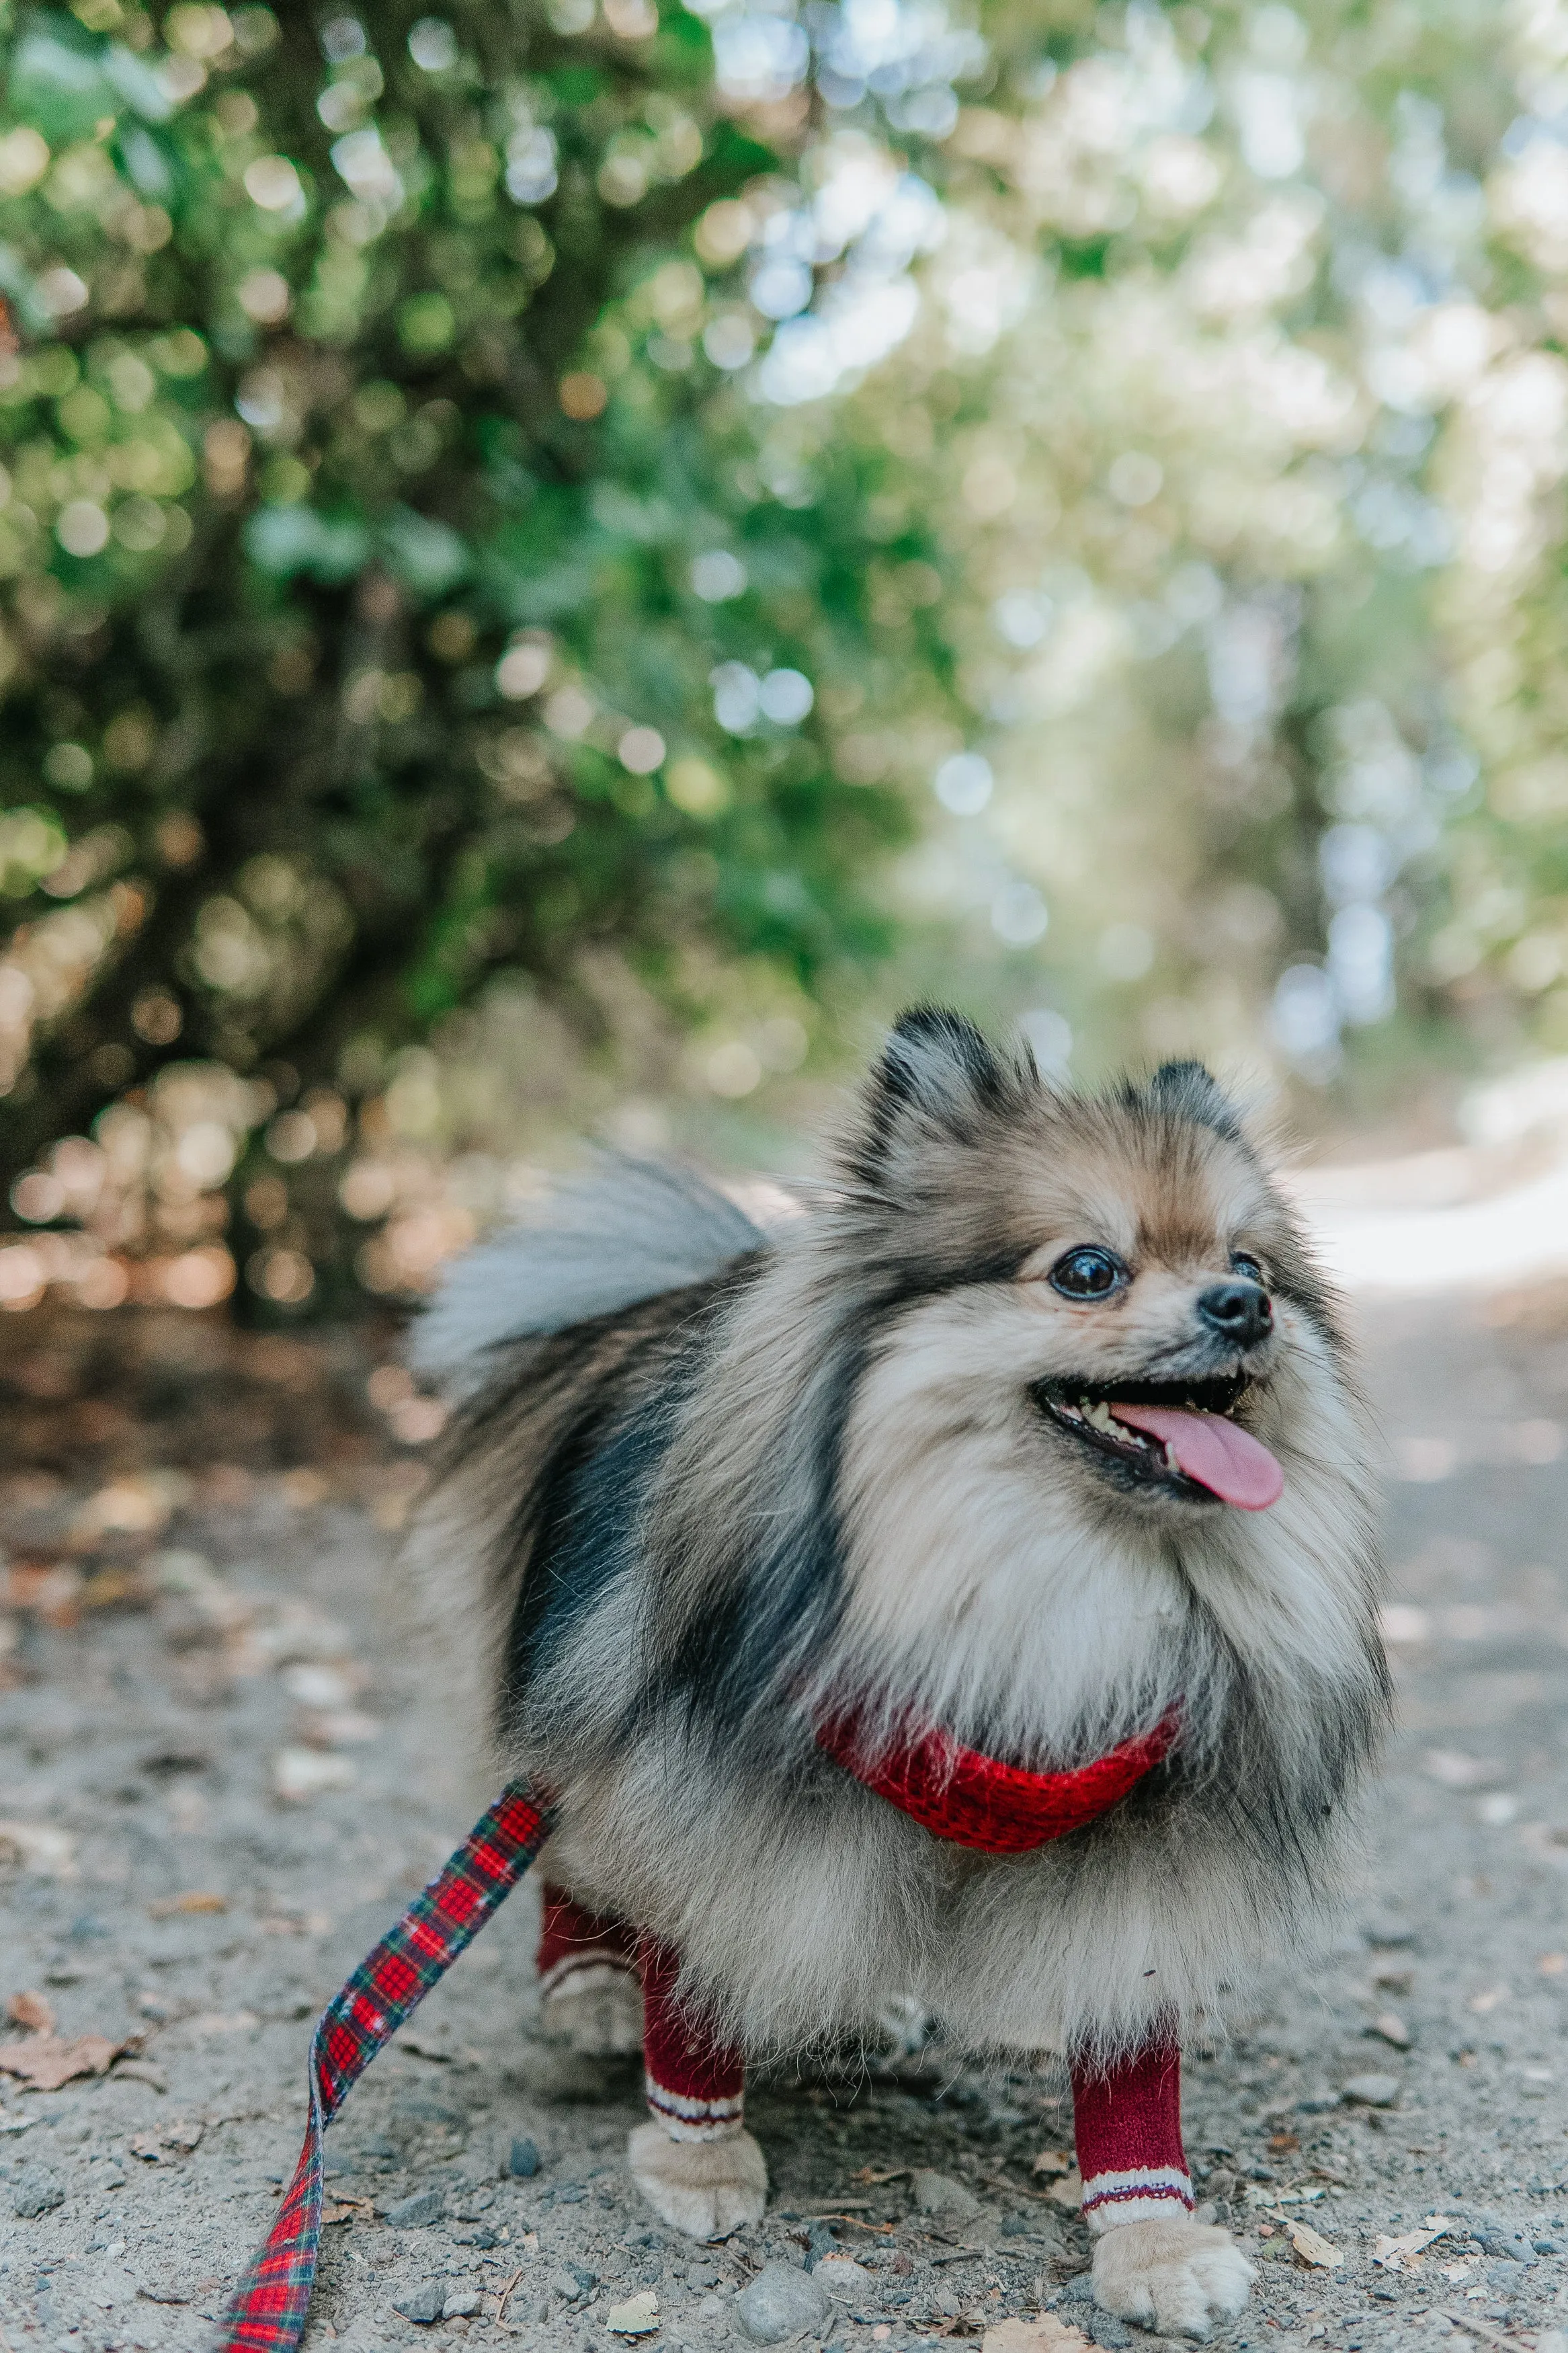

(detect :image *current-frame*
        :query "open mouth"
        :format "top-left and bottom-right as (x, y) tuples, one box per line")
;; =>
(1033, 1373), (1283, 1511)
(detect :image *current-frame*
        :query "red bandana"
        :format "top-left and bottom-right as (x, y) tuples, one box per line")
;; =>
(815, 1706), (1178, 1856)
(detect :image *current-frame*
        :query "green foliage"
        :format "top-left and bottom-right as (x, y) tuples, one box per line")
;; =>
(0, 0), (927, 1250)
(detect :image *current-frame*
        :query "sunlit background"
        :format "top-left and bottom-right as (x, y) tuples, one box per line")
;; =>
(5, 0), (1568, 1324)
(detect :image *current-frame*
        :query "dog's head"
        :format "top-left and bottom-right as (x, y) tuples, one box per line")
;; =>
(835, 1006), (1340, 1523)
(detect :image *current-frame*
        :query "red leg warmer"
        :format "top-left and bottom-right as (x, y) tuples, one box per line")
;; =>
(638, 1936), (745, 2145)
(536, 1882), (640, 2000)
(1071, 2036), (1194, 2233)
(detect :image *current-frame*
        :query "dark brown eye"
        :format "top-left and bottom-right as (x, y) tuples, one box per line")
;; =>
(1230, 1251), (1265, 1284)
(1050, 1246), (1127, 1300)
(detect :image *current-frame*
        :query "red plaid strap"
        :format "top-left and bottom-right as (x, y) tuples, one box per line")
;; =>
(218, 1782), (554, 2353)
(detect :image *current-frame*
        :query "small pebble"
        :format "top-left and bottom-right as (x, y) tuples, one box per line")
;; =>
(1477, 2230), (1535, 2264)
(1342, 2073), (1400, 2107)
(734, 2260), (832, 2344)
(392, 2282), (446, 2325)
(912, 2169), (982, 2219)
(814, 2256), (872, 2298)
(13, 2172), (64, 2220)
(442, 2288), (481, 2319)
(507, 2135), (540, 2180)
(384, 2186), (444, 2227)
(548, 2262), (597, 2301)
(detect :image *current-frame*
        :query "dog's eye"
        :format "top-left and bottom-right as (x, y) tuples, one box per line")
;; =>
(1049, 1246), (1126, 1300)
(1230, 1251), (1266, 1284)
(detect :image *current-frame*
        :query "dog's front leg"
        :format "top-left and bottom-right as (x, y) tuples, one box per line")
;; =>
(1072, 2038), (1254, 2341)
(626, 1938), (768, 2242)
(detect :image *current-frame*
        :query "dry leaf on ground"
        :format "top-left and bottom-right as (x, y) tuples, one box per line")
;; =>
(1286, 2221), (1343, 2268)
(147, 1891), (227, 1918)
(130, 2119), (204, 2162)
(323, 2194), (376, 2225)
(1046, 2167), (1083, 2209)
(0, 2032), (123, 2089)
(1372, 2217), (1452, 2270)
(1031, 2148), (1073, 2176)
(605, 2290), (660, 2337)
(5, 1991), (54, 2033)
(983, 2319), (1091, 2353)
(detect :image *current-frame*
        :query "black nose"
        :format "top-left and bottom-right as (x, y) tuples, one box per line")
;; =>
(1196, 1280), (1272, 1347)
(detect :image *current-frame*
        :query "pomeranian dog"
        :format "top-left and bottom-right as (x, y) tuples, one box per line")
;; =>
(408, 1009), (1387, 2339)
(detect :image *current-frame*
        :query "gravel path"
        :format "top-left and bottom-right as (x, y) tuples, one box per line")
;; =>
(3, 1297), (1568, 2353)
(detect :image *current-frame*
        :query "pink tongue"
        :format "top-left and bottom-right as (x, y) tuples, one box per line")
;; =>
(1110, 1404), (1284, 1511)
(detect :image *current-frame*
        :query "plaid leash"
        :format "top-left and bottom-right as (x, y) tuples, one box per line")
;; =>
(218, 1781), (554, 2353)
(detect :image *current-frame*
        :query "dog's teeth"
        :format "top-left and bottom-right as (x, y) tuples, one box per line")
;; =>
(1083, 1401), (1117, 1435)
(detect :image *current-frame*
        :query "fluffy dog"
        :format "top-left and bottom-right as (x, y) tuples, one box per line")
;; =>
(408, 1009), (1387, 2338)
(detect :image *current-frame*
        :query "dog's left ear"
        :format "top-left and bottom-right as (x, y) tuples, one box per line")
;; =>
(854, 1006), (1027, 1176)
(1144, 1060), (1243, 1141)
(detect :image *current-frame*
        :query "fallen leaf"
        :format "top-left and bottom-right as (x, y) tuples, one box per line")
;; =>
(1031, 2149), (1073, 2178)
(0, 1821), (78, 1878)
(130, 2118), (205, 2162)
(0, 2032), (122, 2090)
(71, 1475), (182, 1545)
(1373, 2217), (1452, 2271)
(5, 1991), (54, 2034)
(605, 2290), (659, 2338)
(1287, 2221), (1342, 2268)
(1046, 2167), (1083, 2210)
(983, 2321), (1091, 2353)
(147, 1891), (227, 1918)
(323, 2194), (376, 2226)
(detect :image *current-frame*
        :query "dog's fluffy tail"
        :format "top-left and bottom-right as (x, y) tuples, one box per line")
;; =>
(409, 1156), (766, 1398)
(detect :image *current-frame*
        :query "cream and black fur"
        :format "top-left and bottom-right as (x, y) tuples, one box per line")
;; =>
(409, 1010), (1388, 2322)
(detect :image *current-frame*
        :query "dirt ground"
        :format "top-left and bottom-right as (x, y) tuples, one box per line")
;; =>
(3, 1293), (1568, 2353)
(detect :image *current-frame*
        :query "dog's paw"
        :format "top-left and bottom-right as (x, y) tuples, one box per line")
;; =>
(1092, 2215), (1255, 2341)
(627, 2121), (768, 2241)
(542, 1964), (644, 2055)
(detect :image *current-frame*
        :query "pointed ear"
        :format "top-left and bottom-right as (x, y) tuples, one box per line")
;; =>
(854, 1006), (1026, 1176)
(1143, 1060), (1242, 1141)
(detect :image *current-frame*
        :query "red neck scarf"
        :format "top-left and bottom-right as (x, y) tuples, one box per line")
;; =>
(815, 1706), (1178, 1856)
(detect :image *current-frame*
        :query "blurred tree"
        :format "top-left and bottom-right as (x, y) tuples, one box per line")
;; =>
(0, 0), (960, 1304)
(11, 0), (1568, 1322)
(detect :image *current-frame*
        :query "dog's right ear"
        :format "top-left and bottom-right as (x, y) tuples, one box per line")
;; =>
(852, 1006), (1024, 1178)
